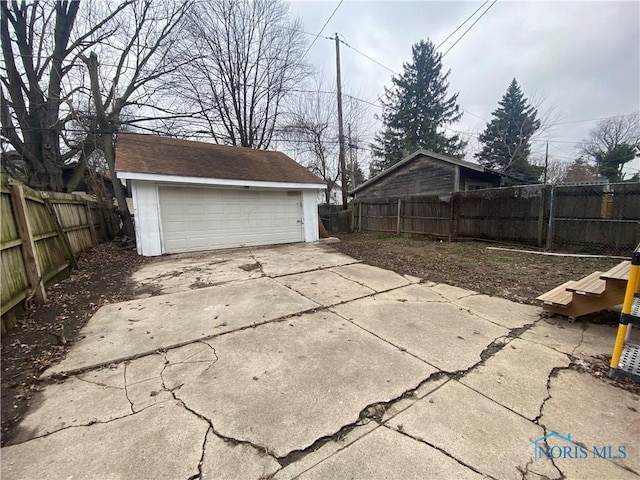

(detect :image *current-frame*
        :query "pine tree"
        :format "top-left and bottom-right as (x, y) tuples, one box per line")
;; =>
(370, 40), (465, 176)
(594, 144), (636, 182)
(578, 113), (640, 182)
(475, 79), (542, 182)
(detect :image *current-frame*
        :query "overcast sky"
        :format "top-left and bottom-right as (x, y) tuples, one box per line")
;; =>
(286, 0), (640, 175)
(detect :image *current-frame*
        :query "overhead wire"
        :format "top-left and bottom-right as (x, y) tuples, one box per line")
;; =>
(436, 0), (491, 50)
(301, 0), (343, 60)
(339, 40), (398, 76)
(441, 0), (498, 58)
(554, 113), (638, 126)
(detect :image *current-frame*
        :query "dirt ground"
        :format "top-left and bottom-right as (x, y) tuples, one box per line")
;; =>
(1, 235), (637, 445)
(1, 242), (150, 446)
(331, 233), (623, 305)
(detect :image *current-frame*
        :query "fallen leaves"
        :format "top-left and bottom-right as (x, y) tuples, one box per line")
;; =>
(1, 241), (151, 446)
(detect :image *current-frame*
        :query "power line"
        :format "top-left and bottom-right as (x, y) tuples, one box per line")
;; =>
(334, 36), (491, 122)
(301, 0), (343, 60)
(287, 88), (382, 109)
(339, 39), (398, 75)
(436, 0), (491, 50)
(442, 0), (498, 58)
(272, 24), (323, 38)
(345, 94), (381, 109)
(548, 142), (576, 159)
(462, 109), (488, 122)
(554, 113), (637, 126)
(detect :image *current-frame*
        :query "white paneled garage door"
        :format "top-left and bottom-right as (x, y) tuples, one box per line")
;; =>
(159, 186), (303, 253)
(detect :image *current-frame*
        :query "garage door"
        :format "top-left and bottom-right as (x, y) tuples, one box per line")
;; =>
(159, 186), (303, 253)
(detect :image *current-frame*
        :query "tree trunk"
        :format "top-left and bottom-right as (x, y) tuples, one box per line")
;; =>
(101, 133), (134, 238)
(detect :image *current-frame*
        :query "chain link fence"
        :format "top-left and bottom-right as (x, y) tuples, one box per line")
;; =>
(548, 183), (640, 255)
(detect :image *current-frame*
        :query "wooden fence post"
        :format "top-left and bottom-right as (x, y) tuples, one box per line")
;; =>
(449, 194), (457, 242)
(84, 200), (98, 245)
(396, 198), (402, 235)
(43, 197), (79, 269)
(546, 185), (555, 250)
(536, 185), (546, 247)
(358, 201), (362, 232)
(9, 183), (46, 303)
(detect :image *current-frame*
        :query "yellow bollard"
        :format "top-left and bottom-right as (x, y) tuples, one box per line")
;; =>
(609, 249), (640, 374)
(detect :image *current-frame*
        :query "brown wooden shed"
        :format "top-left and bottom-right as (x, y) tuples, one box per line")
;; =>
(351, 150), (502, 199)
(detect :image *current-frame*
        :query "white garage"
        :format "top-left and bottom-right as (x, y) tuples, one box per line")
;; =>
(115, 134), (325, 256)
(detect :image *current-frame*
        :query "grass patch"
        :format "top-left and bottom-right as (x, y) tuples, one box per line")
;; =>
(375, 233), (403, 240)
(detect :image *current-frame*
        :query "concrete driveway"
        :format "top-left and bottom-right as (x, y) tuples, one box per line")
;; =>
(2, 242), (638, 480)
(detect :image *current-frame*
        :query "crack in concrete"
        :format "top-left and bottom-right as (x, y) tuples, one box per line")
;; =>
(247, 249), (267, 277)
(263, 259), (363, 280)
(6, 402), (160, 447)
(185, 425), (211, 480)
(123, 363), (135, 414)
(158, 351), (279, 471)
(276, 420), (370, 468)
(170, 391), (279, 465)
(381, 423), (499, 480)
(517, 456), (563, 480)
(74, 373), (125, 390)
(27, 270), (579, 478)
(274, 371), (450, 467)
(427, 285), (481, 305)
(526, 361), (640, 479)
(326, 268), (390, 293)
(141, 263), (230, 283)
(171, 340), (219, 365)
(451, 300), (539, 331)
(531, 365), (569, 480)
(570, 323), (588, 357)
(42, 308), (325, 380)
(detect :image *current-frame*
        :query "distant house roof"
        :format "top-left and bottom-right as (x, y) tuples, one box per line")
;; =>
(115, 133), (324, 185)
(350, 149), (501, 195)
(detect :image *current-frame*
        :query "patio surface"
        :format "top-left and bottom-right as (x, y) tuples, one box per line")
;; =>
(2, 242), (638, 480)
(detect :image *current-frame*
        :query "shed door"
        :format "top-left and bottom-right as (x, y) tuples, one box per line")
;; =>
(159, 186), (303, 253)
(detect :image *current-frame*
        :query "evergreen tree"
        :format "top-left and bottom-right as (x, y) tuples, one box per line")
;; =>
(594, 144), (636, 182)
(370, 40), (465, 176)
(475, 79), (542, 182)
(578, 113), (639, 182)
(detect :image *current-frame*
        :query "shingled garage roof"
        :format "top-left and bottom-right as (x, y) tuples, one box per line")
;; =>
(115, 133), (324, 185)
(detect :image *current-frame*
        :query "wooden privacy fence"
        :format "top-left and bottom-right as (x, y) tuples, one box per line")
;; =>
(354, 182), (640, 255)
(1, 175), (119, 332)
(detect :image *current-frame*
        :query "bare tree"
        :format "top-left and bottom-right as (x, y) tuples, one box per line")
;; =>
(1, 0), (131, 191)
(562, 159), (601, 183)
(578, 113), (640, 181)
(80, 0), (194, 237)
(283, 82), (339, 203)
(531, 156), (568, 185)
(181, 0), (310, 149)
(343, 94), (375, 189)
(282, 81), (375, 202)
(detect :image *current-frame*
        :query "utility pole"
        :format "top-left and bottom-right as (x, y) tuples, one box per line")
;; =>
(334, 33), (348, 209)
(543, 142), (549, 184)
(348, 123), (355, 190)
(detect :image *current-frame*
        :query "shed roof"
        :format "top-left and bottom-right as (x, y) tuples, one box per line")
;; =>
(350, 149), (500, 195)
(115, 133), (324, 185)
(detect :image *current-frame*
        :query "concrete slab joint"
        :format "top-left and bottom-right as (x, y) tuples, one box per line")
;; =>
(3, 243), (638, 480)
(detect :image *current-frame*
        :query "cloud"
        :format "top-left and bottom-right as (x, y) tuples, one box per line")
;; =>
(290, 0), (639, 162)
